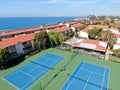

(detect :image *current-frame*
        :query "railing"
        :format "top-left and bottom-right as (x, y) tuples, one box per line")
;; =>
(23, 48), (33, 54)
(22, 44), (32, 48)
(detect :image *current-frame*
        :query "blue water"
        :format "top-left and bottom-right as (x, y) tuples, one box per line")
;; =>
(0, 17), (78, 31)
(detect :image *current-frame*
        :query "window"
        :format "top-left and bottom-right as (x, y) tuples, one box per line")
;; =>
(9, 45), (16, 49)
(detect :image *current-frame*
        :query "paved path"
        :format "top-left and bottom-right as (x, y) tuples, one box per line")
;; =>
(105, 49), (109, 60)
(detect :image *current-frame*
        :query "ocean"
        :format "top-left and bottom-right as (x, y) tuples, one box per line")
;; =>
(0, 17), (78, 31)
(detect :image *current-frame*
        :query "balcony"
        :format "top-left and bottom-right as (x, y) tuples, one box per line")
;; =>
(9, 51), (20, 59)
(22, 44), (32, 48)
(23, 48), (33, 54)
(9, 48), (17, 53)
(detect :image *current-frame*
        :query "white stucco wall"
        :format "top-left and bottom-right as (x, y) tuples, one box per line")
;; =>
(113, 44), (120, 50)
(66, 23), (70, 27)
(110, 29), (119, 34)
(15, 43), (24, 54)
(78, 31), (88, 38)
(71, 27), (76, 32)
(117, 38), (120, 44)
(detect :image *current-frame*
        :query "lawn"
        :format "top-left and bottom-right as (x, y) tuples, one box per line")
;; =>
(0, 48), (120, 90)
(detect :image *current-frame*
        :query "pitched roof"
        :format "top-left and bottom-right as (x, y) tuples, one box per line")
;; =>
(110, 27), (119, 30)
(0, 33), (35, 48)
(115, 34), (120, 38)
(52, 27), (71, 33)
(66, 21), (77, 25)
(0, 24), (66, 37)
(43, 24), (65, 29)
(65, 38), (108, 52)
(88, 25), (108, 28)
(72, 23), (84, 28)
(82, 25), (108, 32)
(0, 26), (42, 37)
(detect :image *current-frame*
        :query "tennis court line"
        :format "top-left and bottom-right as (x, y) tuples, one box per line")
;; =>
(1, 77), (20, 90)
(43, 57), (55, 61)
(42, 55), (62, 66)
(27, 57), (63, 89)
(101, 68), (106, 90)
(61, 62), (110, 90)
(43, 56), (63, 62)
(82, 63), (106, 90)
(20, 77), (35, 90)
(36, 58), (58, 68)
(21, 65), (52, 90)
(20, 57), (44, 70)
(4, 70), (19, 79)
(21, 70), (47, 89)
(27, 65), (40, 74)
(65, 63), (85, 90)
(35, 68), (48, 78)
(30, 64), (53, 81)
(107, 68), (110, 90)
(3, 53), (64, 90)
(81, 68), (103, 76)
(26, 53), (54, 64)
(38, 57), (59, 64)
(46, 53), (64, 60)
(83, 72), (92, 90)
(33, 55), (63, 68)
(26, 68), (51, 90)
(83, 62), (110, 90)
(27, 59), (51, 74)
(60, 62), (84, 90)
(20, 70), (35, 78)
(50, 59), (61, 65)
(46, 53), (64, 59)
(82, 61), (110, 70)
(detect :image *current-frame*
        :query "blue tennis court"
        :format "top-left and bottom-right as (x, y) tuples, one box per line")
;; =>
(3, 53), (64, 90)
(62, 62), (110, 90)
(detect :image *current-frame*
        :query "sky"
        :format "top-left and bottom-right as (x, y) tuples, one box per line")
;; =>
(0, 0), (120, 17)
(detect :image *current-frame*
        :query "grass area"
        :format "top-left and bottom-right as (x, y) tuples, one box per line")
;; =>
(0, 48), (120, 90)
(109, 54), (120, 63)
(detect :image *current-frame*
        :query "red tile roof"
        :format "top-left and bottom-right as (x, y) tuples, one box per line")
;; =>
(0, 24), (66, 37)
(67, 21), (77, 25)
(82, 25), (108, 32)
(88, 25), (108, 28)
(52, 27), (71, 33)
(67, 38), (108, 52)
(0, 26), (42, 37)
(111, 27), (119, 30)
(0, 33), (35, 48)
(115, 34), (120, 38)
(72, 23), (84, 28)
(43, 24), (65, 29)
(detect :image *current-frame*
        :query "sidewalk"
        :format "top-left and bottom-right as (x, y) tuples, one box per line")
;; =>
(105, 49), (109, 60)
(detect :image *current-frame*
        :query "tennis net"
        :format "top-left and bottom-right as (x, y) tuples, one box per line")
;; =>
(68, 74), (112, 90)
(28, 60), (54, 70)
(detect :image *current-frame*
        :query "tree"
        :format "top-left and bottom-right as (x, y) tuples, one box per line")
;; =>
(74, 32), (79, 38)
(59, 34), (67, 43)
(48, 31), (60, 47)
(77, 26), (86, 31)
(89, 15), (96, 20)
(98, 15), (106, 21)
(88, 28), (102, 39)
(100, 31), (117, 48)
(48, 31), (67, 47)
(34, 31), (50, 50)
(0, 48), (9, 66)
(118, 27), (120, 32)
(113, 49), (120, 57)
